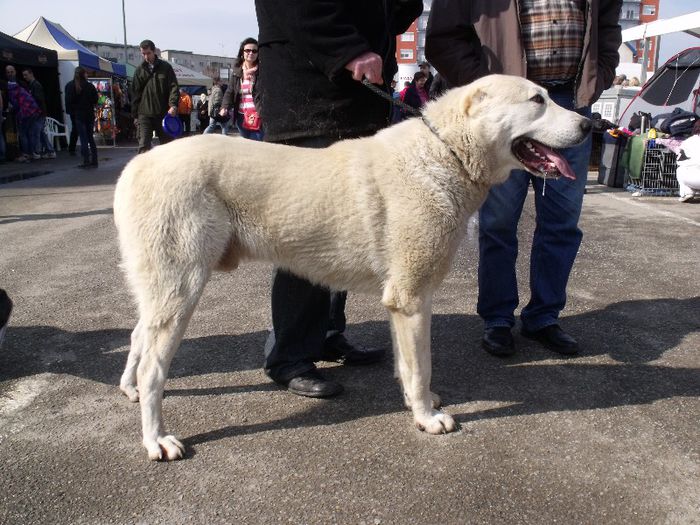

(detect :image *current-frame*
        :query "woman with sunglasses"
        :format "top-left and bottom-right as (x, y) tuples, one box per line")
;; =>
(221, 38), (263, 140)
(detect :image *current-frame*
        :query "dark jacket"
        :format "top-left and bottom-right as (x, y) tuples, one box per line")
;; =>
(425, 0), (623, 108)
(221, 65), (259, 119)
(27, 79), (47, 115)
(254, 0), (423, 142)
(402, 82), (427, 110)
(131, 57), (179, 118)
(64, 79), (98, 122)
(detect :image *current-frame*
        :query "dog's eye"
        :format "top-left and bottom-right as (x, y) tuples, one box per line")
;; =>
(530, 94), (545, 104)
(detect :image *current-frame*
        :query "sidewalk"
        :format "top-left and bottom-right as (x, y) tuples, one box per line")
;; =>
(0, 145), (138, 185)
(0, 152), (698, 524)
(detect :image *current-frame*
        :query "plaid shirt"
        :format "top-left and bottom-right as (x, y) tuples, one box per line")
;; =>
(519, 0), (586, 84)
(7, 82), (42, 121)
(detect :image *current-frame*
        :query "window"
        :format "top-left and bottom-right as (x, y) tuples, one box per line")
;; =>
(602, 103), (615, 120)
(400, 49), (414, 60)
(401, 32), (415, 42)
(642, 5), (655, 15)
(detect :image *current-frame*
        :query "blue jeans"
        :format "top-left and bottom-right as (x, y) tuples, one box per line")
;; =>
(263, 135), (347, 382)
(477, 88), (592, 332)
(203, 116), (231, 135)
(236, 113), (264, 141)
(18, 116), (42, 156)
(36, 116), (55, 155)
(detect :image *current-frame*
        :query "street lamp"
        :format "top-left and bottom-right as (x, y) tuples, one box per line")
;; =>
(122, 0), (128, 66)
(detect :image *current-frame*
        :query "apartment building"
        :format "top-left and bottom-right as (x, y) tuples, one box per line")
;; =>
(79, 40), (235, 80)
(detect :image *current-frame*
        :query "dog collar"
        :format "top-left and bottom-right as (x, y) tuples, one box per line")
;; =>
(420, 116), (467, 173)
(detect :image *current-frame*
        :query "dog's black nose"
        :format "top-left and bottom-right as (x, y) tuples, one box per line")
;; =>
(580, 118), (592, 135)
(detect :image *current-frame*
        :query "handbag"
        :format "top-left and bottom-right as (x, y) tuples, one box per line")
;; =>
(242, 107), (261, 131)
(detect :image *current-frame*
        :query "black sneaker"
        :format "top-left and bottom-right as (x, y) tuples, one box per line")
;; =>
(0, 289), (13, 348)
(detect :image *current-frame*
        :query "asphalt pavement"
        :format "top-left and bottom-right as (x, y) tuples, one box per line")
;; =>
(0, 144), (698, 524)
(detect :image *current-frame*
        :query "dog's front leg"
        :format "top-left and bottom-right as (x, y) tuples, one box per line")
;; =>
(385, 293), (456, 434)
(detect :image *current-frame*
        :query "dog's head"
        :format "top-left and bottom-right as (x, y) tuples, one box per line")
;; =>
(430, 75), (591, 181)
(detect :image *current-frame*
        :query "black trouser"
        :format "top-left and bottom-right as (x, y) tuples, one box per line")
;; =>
(68, 113), (78, 153)
(178, 114), (191, 134)
(137, 115), (173, 154)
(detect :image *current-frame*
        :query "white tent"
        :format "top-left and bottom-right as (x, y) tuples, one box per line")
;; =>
(621, 11), (700, 82)
(621, 11), (700, 42)
(169, 62), (213, 88)
(13, 17), (126, 77)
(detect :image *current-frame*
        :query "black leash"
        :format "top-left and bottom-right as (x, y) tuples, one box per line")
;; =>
(361, 78), (465, 170)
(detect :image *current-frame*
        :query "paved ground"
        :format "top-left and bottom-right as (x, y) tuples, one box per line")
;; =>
(0, 145), (698, 524)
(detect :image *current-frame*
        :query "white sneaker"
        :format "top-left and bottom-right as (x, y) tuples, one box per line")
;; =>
(47, 151), (57, 159)
(679, 194), (695, 203)
(31, 153), (41, 160)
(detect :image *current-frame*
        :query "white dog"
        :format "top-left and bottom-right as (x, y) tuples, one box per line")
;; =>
(113, 74), (591, 460)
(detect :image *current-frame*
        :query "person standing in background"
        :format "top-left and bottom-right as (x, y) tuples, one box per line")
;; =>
(203, 77), (230, 135)
(131, 39), (179, 153)
(22, 68), (56, 159)
(177, 88), (193, 136)
(221, 38), (263, 141)
(64, 67), (98, 168)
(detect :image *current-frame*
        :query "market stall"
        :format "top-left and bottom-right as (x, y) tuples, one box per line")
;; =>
(13, 17), (126, 145)
(0, 31), (60, 158)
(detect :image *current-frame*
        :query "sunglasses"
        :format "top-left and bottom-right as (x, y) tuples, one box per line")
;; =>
(243, 49), (258, 54)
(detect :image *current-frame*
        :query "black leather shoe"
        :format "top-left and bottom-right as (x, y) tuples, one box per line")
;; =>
(482, 327), (516, 357)
(521, 324), (579, 355)
(283, 369), (344, 398)
(320, 334), (385, 366)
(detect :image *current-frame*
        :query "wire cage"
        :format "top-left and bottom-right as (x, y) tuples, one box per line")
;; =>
(626, 139), (679, 196)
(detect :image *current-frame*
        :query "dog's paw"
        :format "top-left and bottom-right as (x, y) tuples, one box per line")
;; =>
(414, 410), (456, 434)
(144, 435), (186, 461)
(120, 383), (139, 403)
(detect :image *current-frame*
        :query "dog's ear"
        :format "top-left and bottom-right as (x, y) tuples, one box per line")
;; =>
(461, 87), (486, 116)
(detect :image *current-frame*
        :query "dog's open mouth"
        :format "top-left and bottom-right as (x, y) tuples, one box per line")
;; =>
(512, 138), (576, 180)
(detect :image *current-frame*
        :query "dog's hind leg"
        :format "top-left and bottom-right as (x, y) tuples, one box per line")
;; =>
(120, 319), (144, 402)
(136, 287), (203, 461)
(385, 291), (455, 434)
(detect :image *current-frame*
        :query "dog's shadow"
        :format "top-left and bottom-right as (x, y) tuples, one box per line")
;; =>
(1, 296), (698, 449)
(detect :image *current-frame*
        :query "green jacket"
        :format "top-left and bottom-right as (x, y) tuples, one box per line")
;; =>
(131, 57), (179, 118)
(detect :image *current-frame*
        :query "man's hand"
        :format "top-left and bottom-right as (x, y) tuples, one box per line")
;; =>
(345, 52), (383, 84)
(219, 108), (228, 118)
(168, 106), (177, 117)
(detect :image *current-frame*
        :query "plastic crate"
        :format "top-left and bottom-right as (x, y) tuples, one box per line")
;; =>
(625, 139), (679, 196)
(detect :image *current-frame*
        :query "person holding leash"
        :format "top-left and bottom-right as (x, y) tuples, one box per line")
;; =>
(426, 0), (623, 357)
(255, 0), (423, 397)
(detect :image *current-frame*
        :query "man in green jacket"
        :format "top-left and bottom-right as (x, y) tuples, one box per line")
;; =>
(131, 39), (179, 154)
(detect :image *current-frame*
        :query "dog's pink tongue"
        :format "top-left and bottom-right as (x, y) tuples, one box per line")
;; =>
(544, 148), (576, 180)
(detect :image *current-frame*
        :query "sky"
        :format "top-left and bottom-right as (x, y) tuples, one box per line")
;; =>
(0, 0), (697, 64)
